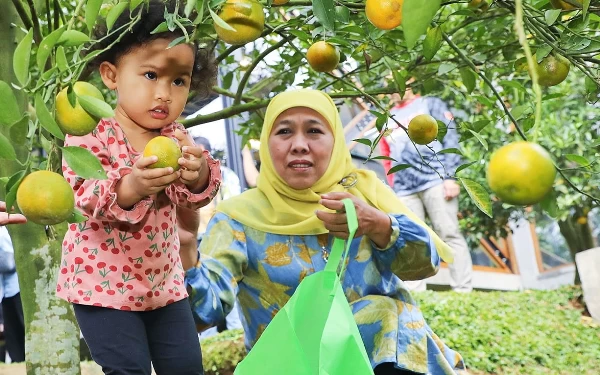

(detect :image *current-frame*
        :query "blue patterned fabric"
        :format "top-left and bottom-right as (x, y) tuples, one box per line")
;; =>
(185, 212), (465, 374)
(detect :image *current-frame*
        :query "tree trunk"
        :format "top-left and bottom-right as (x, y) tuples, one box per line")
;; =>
(557, 211), (595, 285)
(1, 3), (81, 374)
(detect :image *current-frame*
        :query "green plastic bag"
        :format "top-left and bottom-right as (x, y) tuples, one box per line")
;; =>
(235, 198), (374, 375)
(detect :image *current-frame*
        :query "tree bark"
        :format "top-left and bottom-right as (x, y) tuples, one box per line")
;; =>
(1, 3), (81, 374)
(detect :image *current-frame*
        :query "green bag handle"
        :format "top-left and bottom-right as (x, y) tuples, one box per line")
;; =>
(324, 198), (358, 278)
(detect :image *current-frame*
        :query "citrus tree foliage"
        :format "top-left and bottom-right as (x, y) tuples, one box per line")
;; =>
(2, 0), (600, 224)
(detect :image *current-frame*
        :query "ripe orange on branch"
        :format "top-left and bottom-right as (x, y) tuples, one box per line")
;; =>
(486, 141), (556, 206)
(55, 81), (105, 136)
(214, 0), (265, 45)
(16, 171), (75, 225)
(408, 114), (438, 145)
(306, 41), (340, 73)
(365, 0), (403, 30)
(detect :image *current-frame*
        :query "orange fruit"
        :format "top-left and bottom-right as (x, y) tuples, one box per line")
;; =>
(272, 0), (289, 4)
(365, 0), (403, 30)
(143, 136), (182, 171)
(214, 0), (265, 45)
(408, 114), (438, 145)
(306, 41), (340, 72)
(16, 170), (74, 225)
(529, 53), (570, 87)
(549, 0), (581, 10)
(56, 82), (105, 136)
(487, 141), (556, 206)
(468, 0), (489, 11)
(577, 216), (588, 225)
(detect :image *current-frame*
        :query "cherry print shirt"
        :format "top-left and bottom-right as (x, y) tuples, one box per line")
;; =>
(56, 118), (221, 311)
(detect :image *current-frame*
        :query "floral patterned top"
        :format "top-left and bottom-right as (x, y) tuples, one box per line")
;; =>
(57, 118), (221, 311)
(186, 212), (465, 374)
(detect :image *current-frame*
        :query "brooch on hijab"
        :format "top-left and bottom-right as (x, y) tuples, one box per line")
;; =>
(339, 173), (358, 189)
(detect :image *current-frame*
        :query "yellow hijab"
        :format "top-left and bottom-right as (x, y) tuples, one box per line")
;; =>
(217, 89), (454, 262)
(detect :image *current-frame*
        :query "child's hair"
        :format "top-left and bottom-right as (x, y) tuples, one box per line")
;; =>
(90, 0), (217, 98)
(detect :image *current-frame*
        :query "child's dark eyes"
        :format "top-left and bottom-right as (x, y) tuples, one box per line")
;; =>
(144, 72), (157, 80)
(173, 78), (186, 87)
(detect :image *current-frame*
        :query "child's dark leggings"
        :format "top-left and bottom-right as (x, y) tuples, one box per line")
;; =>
(375, 362), (418, 374)
(73, 299), (203, 375)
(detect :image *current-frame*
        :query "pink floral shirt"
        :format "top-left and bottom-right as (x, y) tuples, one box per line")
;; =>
(57, 118), (221, 311)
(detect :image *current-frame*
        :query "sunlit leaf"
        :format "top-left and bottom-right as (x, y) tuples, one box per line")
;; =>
(423, 26), (442, 61)
(86, 0), (103, 32)
(106, 2), (130, 31)
(66, 209), (88, 224)
(34, 93), (65, 140)
(387, 163), (412, 174)
(565, 154), (590, 166)
(13, 29), (33, 86)
(313, 0), (336, 31)
(0, 81), (22, 127)
(459, 177), (492, 218)
(402, 0), (442, 49)
(0, 133), (16, 160)
(460, 67), (476, 94)
(61, 146), (108, 180)
(37, 26), (65, 71)
(77, 95), (115, 119)
(209, 8), (236, 31)
(545, 9), (561, 26)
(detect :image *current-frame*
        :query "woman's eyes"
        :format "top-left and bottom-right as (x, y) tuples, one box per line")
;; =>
(275, 128), (291, 135)
(275, 127), (323, 135)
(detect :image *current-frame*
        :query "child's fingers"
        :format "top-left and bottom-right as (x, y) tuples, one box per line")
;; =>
(179, 169), (199, 184)
(139, 166), (178, 180)
(135, 156), (159, 169)
(178, 157), (202, 172)
(147, 170), (181, 187)
(182, 145), (204, 159)
(0, 201), (6, 212)
(174, 129), (194, 148)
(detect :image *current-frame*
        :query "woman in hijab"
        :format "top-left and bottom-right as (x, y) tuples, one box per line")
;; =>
(183, 89), (465, 374)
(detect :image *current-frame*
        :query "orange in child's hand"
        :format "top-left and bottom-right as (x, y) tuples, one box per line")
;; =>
(143, 136), (182, 171)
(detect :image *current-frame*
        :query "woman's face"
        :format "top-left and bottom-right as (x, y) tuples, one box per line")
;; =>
(268, 107), (335, 190)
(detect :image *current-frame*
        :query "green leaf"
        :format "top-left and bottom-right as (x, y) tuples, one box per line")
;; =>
(56, 46), (69, 72)
(536, 45), (552, 61)
(468, 129), (488, 151)
(86, 0), (103, 32)
(372, 155), (396, 161)
(423, 26), (442, 61)
(437, 120), (447, 143)
(335, 6), (350, 23)
(539, 190), (558, 218)
(13, 29), (34, 87)
(455, 161), (477, 174)
(9, 117), (29, 145)
(5, 170), (25, 217)
(392, 70), (407, 99)
(0, 132), (16, 160)
(77, 95), (115, 119)
(66, 209), (88, 224)
(209, 8), (236, 31)
(387, 163), (412, 174)
(438, 147), (462, 156)
(402, 0), (442, 49)
(57, 30), (91, 47)
(313, 0), (336, 31)
(0, 81), (22, 127)
(438, 62), (457, 75)
(36, 26), (65, 71)
(459, 67), (476, 94)
(61, 146), (108, 180)
(167, 36), (187, 49)
(131, 0), (144, 11)
(565, 154), (590, 166)
(459, 177), (492, 218)
(34, 93), (65, 140)
(353, 138), (372, 147)
(583, 0), (590, 18)
(545, 9), (561, 26)
(106, 2), (130, 31)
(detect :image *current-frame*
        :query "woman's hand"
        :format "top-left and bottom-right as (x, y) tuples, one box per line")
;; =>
(177, 206), (200, 271)
(316, 192), (392, 248)
(0, 201), (27, 225)
(174, 129), (209, 193)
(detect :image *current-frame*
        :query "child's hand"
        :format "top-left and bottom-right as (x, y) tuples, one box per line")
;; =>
(174, 129), (209, 191)
(129, 156), (181, 197)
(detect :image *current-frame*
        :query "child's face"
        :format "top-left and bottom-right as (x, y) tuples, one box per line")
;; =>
(102, 37), (195, 131)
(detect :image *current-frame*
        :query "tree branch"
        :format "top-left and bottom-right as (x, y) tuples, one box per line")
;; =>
(24, 0), (42, 43)
(234, 38), (289, 105)
(11, 0), (34, 40)
(442, 32), (528, 140)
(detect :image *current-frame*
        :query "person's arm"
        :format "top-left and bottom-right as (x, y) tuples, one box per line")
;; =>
(183, 212), (248, 330)
(0, 202), (26, 225)
(242, 146), (259, 188)
(177, 206), (200, 270)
